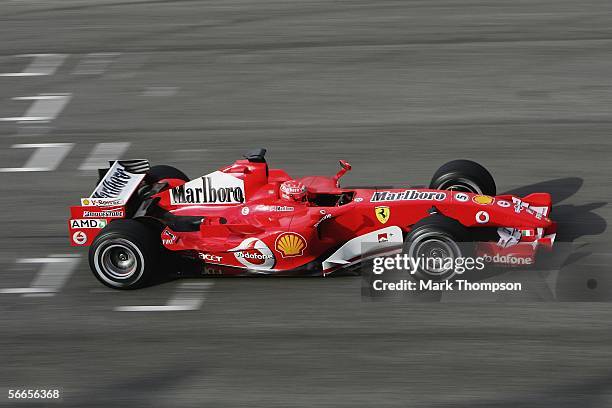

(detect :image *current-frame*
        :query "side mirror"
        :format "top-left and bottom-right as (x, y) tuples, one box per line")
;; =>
(333, 160), (352, 187)
(339, 159), (352, 171)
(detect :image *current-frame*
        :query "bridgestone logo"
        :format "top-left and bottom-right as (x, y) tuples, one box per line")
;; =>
(171, 176), (244, 204)
(92, 168), (131, 198)
(83, 210), (124, 217)
(370, 190), (447, 202)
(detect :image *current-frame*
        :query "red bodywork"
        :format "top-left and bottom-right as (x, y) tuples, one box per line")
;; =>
(69, 157), (557, 275)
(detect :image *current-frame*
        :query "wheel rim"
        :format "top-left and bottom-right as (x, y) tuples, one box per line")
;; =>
(408, 231), (462, 278)
(94, 238), (145, 286)
(102, 244), (137, 279)
(438, 178), (482, 194)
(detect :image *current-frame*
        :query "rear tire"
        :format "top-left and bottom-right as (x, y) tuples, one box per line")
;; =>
(89, 219), (161, 289)
(429, 160), (496, 196)
(404, 215), (472, 281)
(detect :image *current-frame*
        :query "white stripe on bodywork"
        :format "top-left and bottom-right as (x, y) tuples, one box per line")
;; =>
(529, 206), (548, 216)
(322, 226), (403, 273)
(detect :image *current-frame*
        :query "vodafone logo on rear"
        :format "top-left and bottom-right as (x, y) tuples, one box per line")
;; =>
(230, 238), (275, 270)
(72, 231), (87, 245)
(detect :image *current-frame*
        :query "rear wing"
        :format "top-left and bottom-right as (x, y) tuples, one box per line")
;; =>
(68, 159), (149, 246)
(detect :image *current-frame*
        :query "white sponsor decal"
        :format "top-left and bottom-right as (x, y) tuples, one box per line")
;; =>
(497, 200), (511, 208)
(354, 197), (363, 202)
(81, 197), (125, 206)
(514, 199), (526, 213)
(170, 171), (245, 205)
(313, 213), (332, 228)
(371, 190), (446, 202)
(70, 219), (107, 229)
(483, 253), (533, 265)
(161, 229), (178, 245)
(82, 207), (124, 218)
(529, 205), (549, 217)
(90, 161), (145, 201)
(255, 205), (294, 212)
(72, 231), (87, 245)
(241, 207), (250, 215)
(198, 253), (223, 263)
(322, 226), (403, 272)
(512, 197), (545, 219)
(454, 193), (469, 202)
(475, 211), (489, 224)
(229, 238), (275, 270)
(497, 227), (521, 248)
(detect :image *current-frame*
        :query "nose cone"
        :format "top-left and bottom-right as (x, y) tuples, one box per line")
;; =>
(451, 192), (553, 228)
(510, 208), (552, 228)
(491, 196), (552, 228)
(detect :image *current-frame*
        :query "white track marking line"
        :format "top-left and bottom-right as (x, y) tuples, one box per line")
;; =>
(13, 95), (68, 100)
(114, 282), (213, 312)
(72, 52), (120, 75)
(78, 142), (131, 170)
(0, 54), (67, 77)
(0, 117), (52, 122)
(0, 143), (74, 172)
(22, 293), (55, 298)
(0, 255), (80, 296)
(0, 93), (72, 123)
(0, 288), (54, 294)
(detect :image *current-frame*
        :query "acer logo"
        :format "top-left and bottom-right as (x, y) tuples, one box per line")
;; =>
(199, 253), (223, 263)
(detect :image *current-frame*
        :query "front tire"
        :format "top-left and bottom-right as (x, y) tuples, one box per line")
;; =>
(404, 215), (472, 281)
(89, 219), (161, 289)
(429, 160), (496, 195)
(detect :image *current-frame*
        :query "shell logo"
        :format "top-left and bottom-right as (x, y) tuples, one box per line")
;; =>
(275, 232), (307, 258)
(472, 195), (494, 205)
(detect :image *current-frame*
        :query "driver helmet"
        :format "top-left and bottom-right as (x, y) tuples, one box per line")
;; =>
(280, 180), (307, 202)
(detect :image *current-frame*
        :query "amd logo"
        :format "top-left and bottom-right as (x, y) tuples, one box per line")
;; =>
(70, 219), (107, 229)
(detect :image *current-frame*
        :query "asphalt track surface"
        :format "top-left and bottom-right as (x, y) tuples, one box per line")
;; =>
(1, 0), (612, 407)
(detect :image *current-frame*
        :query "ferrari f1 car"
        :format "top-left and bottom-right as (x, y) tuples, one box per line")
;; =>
(68, 149), (556, 289)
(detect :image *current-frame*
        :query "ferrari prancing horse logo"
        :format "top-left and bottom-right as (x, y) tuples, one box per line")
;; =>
(375, 206), (390, 224)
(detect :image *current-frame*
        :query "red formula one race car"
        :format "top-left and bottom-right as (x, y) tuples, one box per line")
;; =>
(68, 149), (556, 289)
